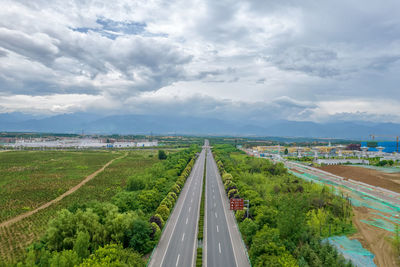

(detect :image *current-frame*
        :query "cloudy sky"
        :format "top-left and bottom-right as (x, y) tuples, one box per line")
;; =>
(1, 0), (400, 123)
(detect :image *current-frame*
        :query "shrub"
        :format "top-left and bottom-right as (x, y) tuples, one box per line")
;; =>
(127, 176), (146, 191)
(158, 150), (167, 160)
(156, 205), (170, 221)
(150, 214), (164, 229)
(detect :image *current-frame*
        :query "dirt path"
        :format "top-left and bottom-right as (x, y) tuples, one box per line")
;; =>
(0, 153), (127, 228)
(350, 206), (398, 267)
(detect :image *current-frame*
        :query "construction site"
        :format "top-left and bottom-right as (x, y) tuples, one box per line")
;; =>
(243, 136), (400, 267)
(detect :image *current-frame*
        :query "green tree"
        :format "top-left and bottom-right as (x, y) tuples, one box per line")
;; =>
(49, 250), (81, 267)
(127, 176), (146, 191)
(284, 148), (289, 155)
(158, 150), (167, 160)
(74, 231), (90, 259)
(79, 244), (144, 267)
(240, 218), (259, 245)
(128, 219), (152, 253)
(137, 190), (160, 213)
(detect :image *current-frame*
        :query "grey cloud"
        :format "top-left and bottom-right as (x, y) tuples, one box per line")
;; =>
(367, 55), (400, 71)
(0, 26), (193, 96)
(266, 46), (340, 78)
(272, 96), (317, 109)
(194, 67), (238, 83)
(0, 28), (59, 65)
(324, 112), (400, 124)
(122, 94), (319, 123)
(0, 49), (7, 57)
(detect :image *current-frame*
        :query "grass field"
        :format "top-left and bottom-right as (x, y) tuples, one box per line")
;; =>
(0, 149), (160, 263)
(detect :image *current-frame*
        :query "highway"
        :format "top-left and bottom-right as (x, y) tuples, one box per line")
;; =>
(150, 140), (250, 267)
(149, 145), (206, 267)
(204, 149), (250, 267)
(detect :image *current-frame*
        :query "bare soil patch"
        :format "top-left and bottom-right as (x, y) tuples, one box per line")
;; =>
(351, 206), (398, 267)
(318, 165), (400, 193)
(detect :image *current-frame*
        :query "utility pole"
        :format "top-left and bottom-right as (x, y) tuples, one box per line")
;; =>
(244, 200), (250, 218)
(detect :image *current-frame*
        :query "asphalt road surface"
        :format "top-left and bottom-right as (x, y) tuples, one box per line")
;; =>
(149, 145), (206, 267)
(204, 149), (250, 267)
(150, 139), (250, 267)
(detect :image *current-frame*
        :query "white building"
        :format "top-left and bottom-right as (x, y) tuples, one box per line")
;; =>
(315, 159), (370, 165)
(136, 141), (158, 147)
(112, 142), (137, 148)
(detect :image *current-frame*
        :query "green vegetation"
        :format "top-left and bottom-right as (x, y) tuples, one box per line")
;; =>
(213, 145), (355, 267)
(0, 150), (157, 263)
(1, 147), (200, 265)
(196, 156), (206, 267)
(368, 157), (399, 167)
(157, 150), (167, 160)
(0, 151), (118, 222)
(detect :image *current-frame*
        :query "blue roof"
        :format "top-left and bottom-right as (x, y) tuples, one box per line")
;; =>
(361, 141), (398, 153)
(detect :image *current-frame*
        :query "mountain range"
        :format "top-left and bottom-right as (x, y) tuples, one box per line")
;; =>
(0, 112), (399, 139)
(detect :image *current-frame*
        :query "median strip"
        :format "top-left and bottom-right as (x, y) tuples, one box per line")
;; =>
(196, 152), (207, 267)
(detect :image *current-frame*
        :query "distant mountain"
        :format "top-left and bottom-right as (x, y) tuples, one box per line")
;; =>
(0, 112), (399, 139)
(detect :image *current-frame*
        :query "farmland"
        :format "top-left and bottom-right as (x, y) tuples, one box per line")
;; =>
(0, 149), (162, 263)
(0, 151), (119, 222)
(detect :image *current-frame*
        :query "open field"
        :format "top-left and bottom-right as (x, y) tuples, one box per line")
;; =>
(318, 165), (400, 193)
(0, 150), (159, 263)
(0, 151), (119, 222)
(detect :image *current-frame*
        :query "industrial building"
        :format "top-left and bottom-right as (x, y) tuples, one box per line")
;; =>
(361, 141), (399, 153)
(314, 159), (370, 165)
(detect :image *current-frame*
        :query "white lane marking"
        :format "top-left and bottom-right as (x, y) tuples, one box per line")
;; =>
(214, 203), (216, 207)
(191, 198), (193, 203)
(213, 195), (215, 199)
(215, 212), (218, 218)
(216, 225), (219, 232)
(213, 188), (214, 193)
(186, 217), (188, 224)
(176, 254), (180, 267)
(209, 154), (239, 267)
(219, 242), (221, 254)
(189, 207), (191, 212)
(182, 233), (185, 242)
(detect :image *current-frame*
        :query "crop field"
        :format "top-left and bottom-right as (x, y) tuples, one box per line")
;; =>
(0, 150), (119, 222)
(0, 149), (160, 263)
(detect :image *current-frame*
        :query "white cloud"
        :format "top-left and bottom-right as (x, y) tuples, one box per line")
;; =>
(0, 0), (399, 124)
